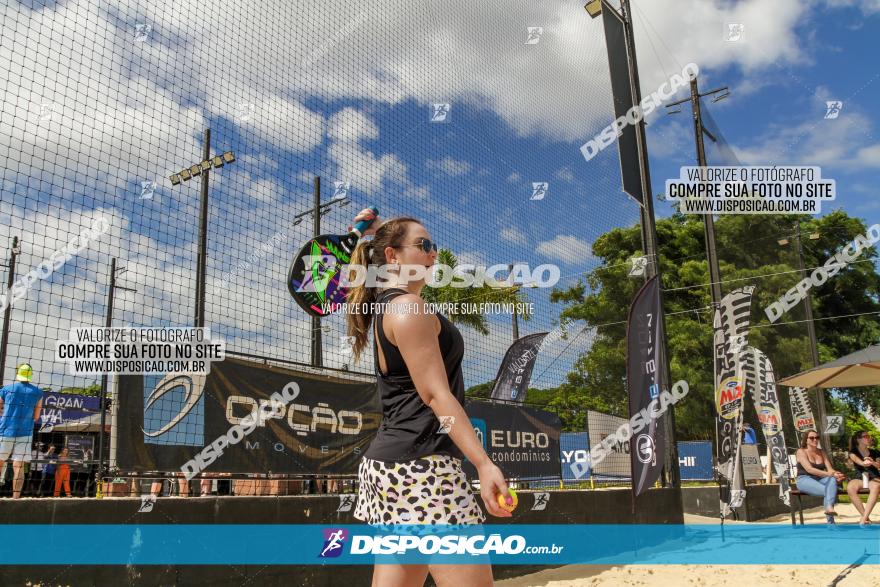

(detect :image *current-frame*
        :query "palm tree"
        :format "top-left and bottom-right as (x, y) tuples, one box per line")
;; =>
(420, 249), (532, 335)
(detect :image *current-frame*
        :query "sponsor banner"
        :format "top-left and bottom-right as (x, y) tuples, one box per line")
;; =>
(490, 332), (549, 403)
(787, 386), (816, 433)
(2, 524), (878, 565)
(464, 401), (561, 479)
(116, 357), (379, 474)
(560, 432), (590, 481)
(39, 392), (105, 432)
(740, 444), (764, 481)
(65, 434), (95, 471)
(586, 410), (631, 479)
(626, 275), (666, 497)
(677, 441), (714, 480)
(743, 347), (791, 504)
(713, 287), (755, 515)
(599, 2), (643, 204)
(43, 392), (102, 412)
(713, 289), (753, 464)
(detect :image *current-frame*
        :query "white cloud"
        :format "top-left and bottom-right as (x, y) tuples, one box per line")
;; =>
(506, 172), (521, 183)
(500, 227), (528, 245)
(327, 107), (379, 143)
(536, 235), (592, 264)
(553, 167), (575, 182)
(426, 156), (472, 176)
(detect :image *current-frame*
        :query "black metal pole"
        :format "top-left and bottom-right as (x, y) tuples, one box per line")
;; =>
(0, 236), (19, 382)
(508, 264), (520, 341)
(619, 0), (680, 488)
(793, 224), (828, 449)
(683, 75), (730, 513)
(312, 176), (323, 367)
(196, 129), (211, 328)
(96, 257), (115, 493)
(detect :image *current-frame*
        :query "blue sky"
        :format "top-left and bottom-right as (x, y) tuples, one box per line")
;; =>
(1, 0), (878, 395)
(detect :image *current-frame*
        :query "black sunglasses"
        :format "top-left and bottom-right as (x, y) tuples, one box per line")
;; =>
(397, 238), (438, 253)
(807, 436), (819, 440)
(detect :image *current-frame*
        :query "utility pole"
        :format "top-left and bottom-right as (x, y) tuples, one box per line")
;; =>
(666, 77), (729, 306)
(666, 76), (731, 503)
(0, 236), (20, 382)
(96, 258), (135, 497)
(792, 224), (829, 450)
(617, 0), (679, 487)
(312, 176), (323, 368)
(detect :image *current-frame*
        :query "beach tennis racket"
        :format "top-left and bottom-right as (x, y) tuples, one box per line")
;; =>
(287, 206), (378, 317)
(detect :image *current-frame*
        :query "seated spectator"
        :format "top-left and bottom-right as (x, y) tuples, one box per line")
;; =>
(795, 430), (845, 524)
(847, 431), (880, 526)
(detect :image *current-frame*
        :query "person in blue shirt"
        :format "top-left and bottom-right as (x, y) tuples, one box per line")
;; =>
(0, 363), (44, 498)
(742, 423), (757, 445)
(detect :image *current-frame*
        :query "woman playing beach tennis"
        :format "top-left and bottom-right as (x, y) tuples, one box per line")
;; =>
(346, 209), (512, 587)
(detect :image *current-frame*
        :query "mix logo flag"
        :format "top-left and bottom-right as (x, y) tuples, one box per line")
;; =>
(787, 386), (816, 433)
(742, 347), (791, 505)
(626, 276), (667, 497)
(490, 332), (549, 403)
(713, 286), (755, 515)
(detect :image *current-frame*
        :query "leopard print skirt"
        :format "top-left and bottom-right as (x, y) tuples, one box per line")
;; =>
(354, 454), (486, 526)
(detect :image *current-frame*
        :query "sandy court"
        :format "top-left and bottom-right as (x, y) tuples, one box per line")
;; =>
(496, 503), (880, 587)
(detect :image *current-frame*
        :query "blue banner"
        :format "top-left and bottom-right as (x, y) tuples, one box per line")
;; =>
(0, 524), (877, 565)
(677, 441), (714, 480)
(561, 432), (590, 482)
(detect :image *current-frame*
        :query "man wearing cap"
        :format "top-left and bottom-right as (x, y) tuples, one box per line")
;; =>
(0, 363), (43, 498)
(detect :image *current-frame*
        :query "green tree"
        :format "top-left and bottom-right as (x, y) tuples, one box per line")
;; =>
(421, 249), (531, 335)
(551, 211), (880, 440)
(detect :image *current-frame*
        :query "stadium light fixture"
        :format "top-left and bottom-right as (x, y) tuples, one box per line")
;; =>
(809, 232), (820, 240)
(585, 0), (602, 18)
(169, 151), (236, 186)
(778, 238), (789, 246)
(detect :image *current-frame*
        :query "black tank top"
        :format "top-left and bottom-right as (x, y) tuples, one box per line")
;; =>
(796, 452), (827, 480)
(364, 288), (466, 462)
(851, 448), (880, 475)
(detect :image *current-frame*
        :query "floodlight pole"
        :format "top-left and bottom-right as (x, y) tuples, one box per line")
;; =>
(195, 129), (211, 328)
(0, 236), (19, 382)
(312, 176), (323, 368)
(617, 0), (680, 488)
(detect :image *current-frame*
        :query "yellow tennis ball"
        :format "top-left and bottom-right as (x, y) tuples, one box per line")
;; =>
(497, 489), (518, 512)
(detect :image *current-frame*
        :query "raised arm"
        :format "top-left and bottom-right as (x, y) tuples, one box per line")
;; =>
(33, 398), (42, 422)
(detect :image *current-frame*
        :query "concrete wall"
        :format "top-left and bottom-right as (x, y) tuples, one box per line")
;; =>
(680, 484), (822, 521)
(3, 487), (682, 586)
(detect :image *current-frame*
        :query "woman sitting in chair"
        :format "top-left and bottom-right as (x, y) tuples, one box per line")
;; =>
(847, 431), (880, 527)
(795, 429), (845, 524)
